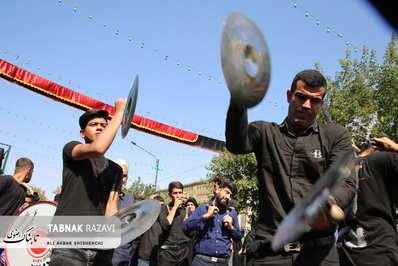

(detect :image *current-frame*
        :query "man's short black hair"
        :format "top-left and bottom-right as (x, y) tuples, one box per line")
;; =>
(218, 180), (237, 198)
(290, 69), (327, 96)
(213, 176), (228, 185)
(15, 157), (34, 172)
(168, 181), (184, 194)
(155, 195), (165, 203)
(79, 109), (109, 129)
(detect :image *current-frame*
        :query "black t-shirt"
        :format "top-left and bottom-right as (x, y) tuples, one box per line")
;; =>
(54, 141), (123, 216)
(338, 152), (398, 265)
(0, 175), (27, 215)
(158, 203), (191, 246)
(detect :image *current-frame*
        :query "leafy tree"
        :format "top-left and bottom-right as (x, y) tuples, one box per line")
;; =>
(53, 185), (62, 195)
(317, 32), (398, 203)
(28, 185), (47, 201)
(205, 148), (258, 218)
(124, 176), (156, 199)
(317, 32), (398, 147)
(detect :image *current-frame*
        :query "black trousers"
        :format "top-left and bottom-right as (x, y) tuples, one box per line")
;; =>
(158, 247), (189, 266)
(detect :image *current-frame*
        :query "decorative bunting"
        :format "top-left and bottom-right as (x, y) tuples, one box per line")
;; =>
(0, 59), (226, 153)
(56, 0), (224, 85)
(290, 0), (359, 53)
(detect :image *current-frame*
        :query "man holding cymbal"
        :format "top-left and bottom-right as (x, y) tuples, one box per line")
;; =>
(50, 98), (127, 266)
(226, 69), (356, 265)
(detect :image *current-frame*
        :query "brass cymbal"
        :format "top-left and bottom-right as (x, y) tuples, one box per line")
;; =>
(221, 11), (271, 109)
(114, 199), (161, 245)
(121, 75), (139, 138)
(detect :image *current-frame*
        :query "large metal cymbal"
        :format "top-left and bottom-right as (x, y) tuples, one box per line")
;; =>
(121, 75), (139, 138)
(271, 151), (355, 252)
(114, 199), (160, 245)
(221, 11), (271, 109)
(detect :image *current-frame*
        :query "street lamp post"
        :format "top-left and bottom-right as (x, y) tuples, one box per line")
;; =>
(131, 141), (159, 188)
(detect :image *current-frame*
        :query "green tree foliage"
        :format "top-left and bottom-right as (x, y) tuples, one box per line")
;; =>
(205, 148), (258, 217)
(28, 185), (47, 201)
(124, 176), (156, 199)
(317, 32), (398, 147)
(53, 185), (62, 195)
(317, 32), (398, 203)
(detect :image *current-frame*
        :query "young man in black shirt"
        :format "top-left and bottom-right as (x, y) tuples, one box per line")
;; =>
(0, 157), (34, 266)
(226, 69), (356, 265)
(0, 157), (34, 215)
(50, 98), (126, 266)
(158, 181), (191, 266)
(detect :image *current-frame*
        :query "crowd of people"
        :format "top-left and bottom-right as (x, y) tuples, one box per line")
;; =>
(1, 69), (398, 266)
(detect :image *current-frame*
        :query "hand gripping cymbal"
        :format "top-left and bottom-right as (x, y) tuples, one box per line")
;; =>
(271, 151), (355, 252)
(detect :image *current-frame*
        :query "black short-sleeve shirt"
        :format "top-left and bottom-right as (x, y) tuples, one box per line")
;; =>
(0, 175), (27, 215)
(54, 141), (123, 216)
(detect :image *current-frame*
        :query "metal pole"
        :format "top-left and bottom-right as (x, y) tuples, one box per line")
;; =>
(155, 159), (159, 188)
(131, 141), (159, 188)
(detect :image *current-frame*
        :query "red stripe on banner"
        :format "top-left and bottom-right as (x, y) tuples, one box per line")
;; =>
(0, 59), (225, 152)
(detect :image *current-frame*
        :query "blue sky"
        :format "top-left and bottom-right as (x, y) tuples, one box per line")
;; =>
(0, 0), (394, 200)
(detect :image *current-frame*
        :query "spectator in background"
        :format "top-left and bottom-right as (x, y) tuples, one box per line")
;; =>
(0, 157), (35, 215)
(137, 195), (165, 266)
(212, 176), (239, 214)
(183, 179), (241, 266)
(0, 157), (35, 266)
(185, 197), (199, 265)
(155, 195), (165, 205)
(185, 198), (198, 213)
(111, 159), (135, 266)
(228, 200), (241, 266)
(132, 196), (165, 266)
(158, 181), (192, 266)
(182, 192), (188, 204)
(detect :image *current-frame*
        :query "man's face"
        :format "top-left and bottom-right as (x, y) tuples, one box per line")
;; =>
(80, 117), (108, 143)
(186, 201), (196, 212)
(120, 165), (128, 191)
(215, 187), (233, 208)
(24, 167), (34, 183)
(287, 80), (325, 133)
(182, 194), (187, 203)
(169, 187), (183, 203)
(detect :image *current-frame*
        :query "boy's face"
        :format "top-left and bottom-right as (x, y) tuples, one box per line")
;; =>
(80, 117), (108, 143)
(169, 187), (183, 203)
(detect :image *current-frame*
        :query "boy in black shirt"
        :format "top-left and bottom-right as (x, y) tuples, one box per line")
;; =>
(50, 98), (126, 266)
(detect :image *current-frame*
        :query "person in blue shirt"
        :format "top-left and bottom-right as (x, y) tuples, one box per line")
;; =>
(182, 179), (242, 266)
